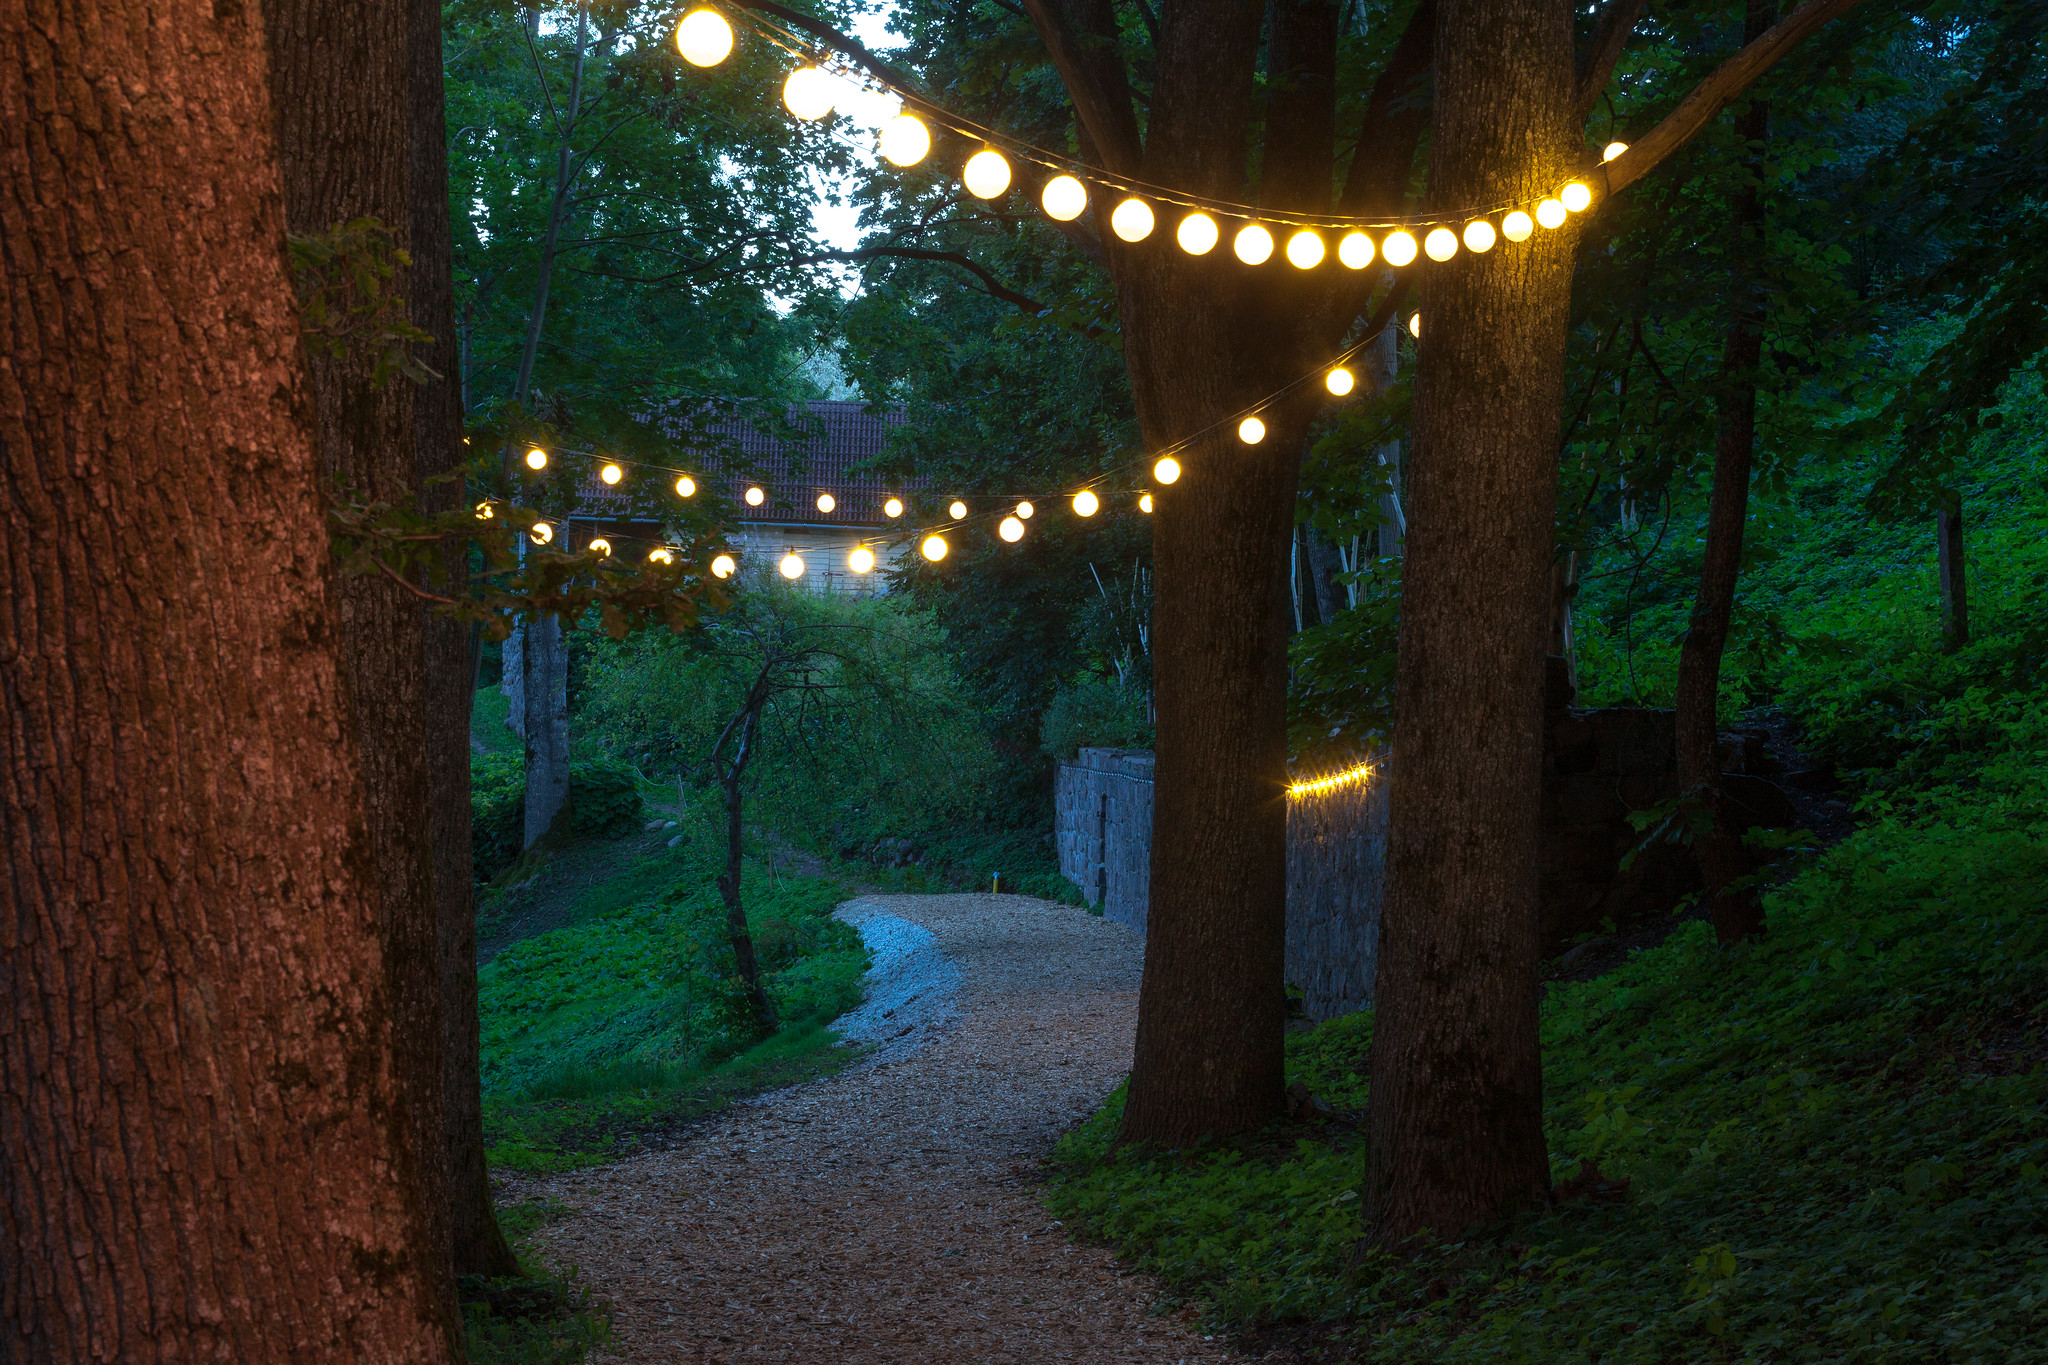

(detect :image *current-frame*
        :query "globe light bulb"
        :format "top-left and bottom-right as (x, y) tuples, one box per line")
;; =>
(1502, 210), (1534, 242)
(525, 447), (547, 470)
(1285, 230), (1326, 269)
(530, 521), (553, 545)
(1424, 227), (1458, 261)
(999, 516), (1025, 542)
(849, 545), (875, 574)
(1338, 231), (1375, 269)
(948, 499), (968, 520)
(1326, 367), (1355, 396)
(1233, 224), (1274, 265)
(782, 66), (837, 121)
(1139, 492), (1154, 513)
(675, 475), (696, 497)
(745, 486), (766, 506)
(1016, 501), (1034, 519)
(1153, 456), (1181, 484)
(1072, 490), (1099, 517)
(1176, 212), (1219, 255)
(710, 553), (735, 577)
(1408, 312), (1421, 337)
(779, 552), (805, 580)
(963, 149), (1011, 199)
(1238, 416), (1266, 444)
(1536, 197), (1567, 229)
(1381, 230), (1418, 266)
(921, 534), (948, 562)
(884, 497), (904, 518)
(1110, 198), (1155, 242)
(590, 538), (612, 557)
(817, 493), (835, 513)
(1561, 181), (1592, 212)
(878, 114), (930, 167)
(600, 462), (623, 484)
(649, 547), (676, 565)
(1463, 219), (1497, 253)
(675, 9), (734, 67)
(1603, 141), (1629, 163)
(1041, 174), (1087, 221)
(474, 500), (494, 520)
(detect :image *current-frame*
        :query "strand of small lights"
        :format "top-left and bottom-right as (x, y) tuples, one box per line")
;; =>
(1286, 759), (1377, 798)
(676, 6), (1606, 251)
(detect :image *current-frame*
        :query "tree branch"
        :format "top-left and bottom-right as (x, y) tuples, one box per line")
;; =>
(1572, 0), (1649, 121)
(1020, 0), (1145, 172)
(1601, 0), (1870, 196)
(1335, 0), (1436, 216)
(790, 246), (1058, 317)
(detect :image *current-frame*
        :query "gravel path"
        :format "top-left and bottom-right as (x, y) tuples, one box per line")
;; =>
(522, 893), (1244, 1363)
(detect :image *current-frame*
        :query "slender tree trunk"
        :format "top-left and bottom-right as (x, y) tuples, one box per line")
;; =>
(1365, 0), (1576, 1246)
(410, 0), (519, 1280)
(716, 711), (779, 1035)
(1937, 495), (1968, 647)
(1673, 0), (1773, 948)
(0, 2), (451, 1354)
(1306, 530), (1347, 624)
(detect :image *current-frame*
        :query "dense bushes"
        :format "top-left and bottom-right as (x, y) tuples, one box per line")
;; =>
(471, 752), (646, 882)
(1038, 675), (1153, 759)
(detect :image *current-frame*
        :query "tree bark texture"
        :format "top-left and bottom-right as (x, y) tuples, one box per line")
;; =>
(0, 2), (452, 1356)
(1937, 498), (1968, 647)
(261, 0), (459, 1334)
(409, 0), (518, 1279)
(520, 613), (571, 847)
(1365, 0), (1578, 1245)
(1673, 0), (1772, 949)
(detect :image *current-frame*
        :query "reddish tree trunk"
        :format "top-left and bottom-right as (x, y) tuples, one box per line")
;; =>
(262, 0), (459, 1329)
(0, 1), (452, 1355)
(1365, 0), (1577, 1244)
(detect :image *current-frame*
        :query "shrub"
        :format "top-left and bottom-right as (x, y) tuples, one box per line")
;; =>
(470, 752), (647, 882)
(1039, 675), (1153, 759)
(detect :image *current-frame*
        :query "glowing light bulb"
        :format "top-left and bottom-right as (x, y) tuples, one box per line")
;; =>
(1408, 312), (1421, 337)
(589, 538), (612, 557)
(1176, 212), (1219, 255)
(649, 547), (676, 565)
(1326, 367), (1355, 396)
(675, 475), (696, 497)
(1239, 416), (1266, 444)
(1338, 231), (1375, 269)
(1110, 198), (1155, 242)
(1603, 141), (1629, 163)
(675, 10), (733, 67)
(1016, 501), (1034, 519)
(1072, 490), (1099, 517)
(1424, 227), (1458, 261)
(1041, 175), (1087, 221)
(921, 534), (948, 562)
(710, 553), (735, 577)
(1138, 492), (1154, 513)
(1561, 181), (1592, 212)
(884, 497), (904, 518)
(817, 493), (835, 513)
(849, 545), (875, 574)
(600, 462), (623, 484)
(779, 552), (805, 580)
(783, 66), (836, 120)
(878, 114), (930, 167)
(1285, 230), (1325, 269)
(1233, 224), (1274, 265)
(1463, 219), (1497, 253)
(530, 521), (553, 545)
(963, 149), (1011, 198)
(1381, 230), (1418, 266)
(525, 447), (547, 470)
(1153, 456), (1181, 485)
(1502, 210), (1534, 242)
(745, 486), (766, 507)
(948, 499), (968, 520)
(999, 516), (1025, 542)
(1536, 197), (1567, 229)
(474, 500), (494, 520)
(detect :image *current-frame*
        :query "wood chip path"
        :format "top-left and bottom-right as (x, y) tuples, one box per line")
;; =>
(520, 893), (1246, 1363)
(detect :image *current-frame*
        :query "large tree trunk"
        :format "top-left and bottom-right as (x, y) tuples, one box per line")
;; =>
(1673, 0), (1773, 948)
(0, 1), (452, 1355)
(262, 0), (459, 1336)
(1364, 0), (1576, 1246)
(409, 0), (520, 1279)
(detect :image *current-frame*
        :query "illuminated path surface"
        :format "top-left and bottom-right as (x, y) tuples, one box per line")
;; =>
(522, 893), (1245, 1364)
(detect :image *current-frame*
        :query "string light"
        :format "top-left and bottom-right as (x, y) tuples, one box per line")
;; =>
(525, 447), (548, 471)
(1463, 219), (1497, 253)
(1041, 175), (1087, 221)
(963, 148), (1011, 198)
(1233, 224), (1274, 265)
(675, 9), (733, 66)
(1176, 212), (1219, 255)
(530, 521), (553, 545)
(948, 499), (968, 519)
(1502, 210), (1534, 242)
(649, 547), (676, 564)
(817, 493), (836, 513)
(783, 66), (837, 120)
(1111, 198), (1155, 242)
(879, 114), (930, 166)
(711, 552), (735, 576)
(779, 551), (806, 579)
(1536, 197), (1567, 229)
(849, 545), (875, 573)
(1287, 758), (1376, 797)
(1238, 416), (1266, 444)
(1382, 230), (1418, 266)
(1016, 500), (1034, 518)
(884, 497), (904, 518)
(1072, 490), (1099, 516)
(474, 500), (494, 520)
(1561, 182), (1592, 212)
(1603, 142), (1629, 163)
(675, 475), (697, 497)
(999, 515), (1025, 542)
(921, 534), (948, 562)
(1408, 312), (1421, 337)
(600, 462), (623, 484)
(1338, 231), (1375, 268)
(1154, 456), (1181, 484)
(745, 486), (766, 506)
(589, 538), (612, 556)
(1326, 367), (1355, 396)
(1138, 492), (1154, 513)
(1285, 230), (1325, 269)
(1424, 227), (1458, 262)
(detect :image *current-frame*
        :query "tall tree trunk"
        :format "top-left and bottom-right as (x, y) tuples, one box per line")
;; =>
(716, 711), (779, 1036)
(262, 0), (459, 1338)
(410, 0), (519, 1279)
(1305, 531), (1347, 624)
(1365, 0), (1576, 1246)
(1673, 0), (1773, 948)
(0, 2), (452, 1354)
(1936, 493), (1968, 647)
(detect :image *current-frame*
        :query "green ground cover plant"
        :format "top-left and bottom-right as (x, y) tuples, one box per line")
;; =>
(460, 1195), (611, 1364)
(471, 750), (647, 883)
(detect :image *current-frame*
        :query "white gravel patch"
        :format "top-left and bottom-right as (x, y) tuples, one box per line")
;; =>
(831, 900), (964, 1066)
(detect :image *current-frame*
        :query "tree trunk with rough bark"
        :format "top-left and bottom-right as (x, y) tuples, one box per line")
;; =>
(1364, 0), (1578, 1246)
(0, 2), (452, 1354)
(1673, 0), (1773, 948)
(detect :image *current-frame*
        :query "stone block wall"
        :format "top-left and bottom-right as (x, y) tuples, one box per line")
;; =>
(1054, 748), (1155, 932)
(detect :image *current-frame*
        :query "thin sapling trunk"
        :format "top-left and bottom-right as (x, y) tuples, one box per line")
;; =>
(713, 703), (780, 1037)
